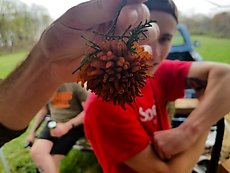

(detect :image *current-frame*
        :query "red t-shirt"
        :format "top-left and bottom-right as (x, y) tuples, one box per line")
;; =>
(84, 60), (192, 173)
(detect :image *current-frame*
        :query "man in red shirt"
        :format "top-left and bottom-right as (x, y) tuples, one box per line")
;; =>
(85, 60), (195, 173)
(84, 0), (230, 172)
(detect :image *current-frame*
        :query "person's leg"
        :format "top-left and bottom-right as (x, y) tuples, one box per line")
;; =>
(30, 124), (58, 173)
(30, 139), (58, 173)
(49, 125), (85, 172)
(52, 154), (65, 172)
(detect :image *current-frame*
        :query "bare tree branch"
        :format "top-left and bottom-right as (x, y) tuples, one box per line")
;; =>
(206, 0), (230, 8)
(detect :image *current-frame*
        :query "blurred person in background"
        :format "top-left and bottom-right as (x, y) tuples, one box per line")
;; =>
(26, 82), (88, 173)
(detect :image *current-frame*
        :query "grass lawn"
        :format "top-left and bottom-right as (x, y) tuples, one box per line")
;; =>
(0, 51), (28, 79)
(192, 35), (230, 64)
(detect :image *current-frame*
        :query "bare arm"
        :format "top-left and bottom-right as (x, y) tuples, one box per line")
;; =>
(0, 0), (156, 132)
(186, 77), (207, 99)
(64, 110), (85, 128)
(154, 61), (230, 158)
(50, 111), (85, 137)
(27, 106), (48, 137)
(50, 101), (85, 137)
(182, 61), (230, 132)
(25, 106), (48, 144)
(0, 50), (59, 130)
(125, 129), (209, 173)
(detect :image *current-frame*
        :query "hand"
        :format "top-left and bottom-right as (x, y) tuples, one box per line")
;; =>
(153, 126), (197, 160)
(50, 123), (71, 137)
(24, 134), (35, 148)
(26, 133), (35, 144)
(36, 0), (158, 83)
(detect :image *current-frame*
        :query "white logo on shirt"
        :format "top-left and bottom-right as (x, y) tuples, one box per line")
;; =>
(139, 105), (157, 123)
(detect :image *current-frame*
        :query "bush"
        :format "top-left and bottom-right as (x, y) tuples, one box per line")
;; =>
(61, 149), (102, 173)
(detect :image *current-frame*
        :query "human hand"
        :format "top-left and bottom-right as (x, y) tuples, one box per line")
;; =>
(26, 133), (35, 143)
(24, 134), (35, 148)
(36, 0), (158, 84)
(153, 126), (197, 160)
(50, 123), (70, 137)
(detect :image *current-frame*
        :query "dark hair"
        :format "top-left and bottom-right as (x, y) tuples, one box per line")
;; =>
(144, 0), (178, 23)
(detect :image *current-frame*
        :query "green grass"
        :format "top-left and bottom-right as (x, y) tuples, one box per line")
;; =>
(0, 51), (27, 79)
(0, 131), (37, 173)
(0, 121), (101, 173)
(192, 35), (230, 64)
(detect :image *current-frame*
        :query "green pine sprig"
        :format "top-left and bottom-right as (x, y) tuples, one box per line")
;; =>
(127, 20), (156, 52)
(72, 0), (156, 74)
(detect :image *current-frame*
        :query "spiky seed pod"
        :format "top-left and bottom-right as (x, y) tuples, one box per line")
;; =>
(70, 0), (155, 109)
(75, 39), (153, 109)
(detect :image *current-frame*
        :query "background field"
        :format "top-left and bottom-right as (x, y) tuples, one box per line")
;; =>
(192, 35), (230, 63)
(0, 52), (27, 79)
(1, 35), (229, 80)
(0, 35), (229, 172)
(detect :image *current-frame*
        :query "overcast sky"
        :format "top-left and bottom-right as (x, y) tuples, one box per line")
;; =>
(21, 0), (230, 19)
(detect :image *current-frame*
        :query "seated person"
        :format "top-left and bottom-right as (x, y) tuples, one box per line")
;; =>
(26, 82), (88, 173)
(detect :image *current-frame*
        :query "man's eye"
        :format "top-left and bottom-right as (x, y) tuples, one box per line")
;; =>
(159, 37), (171, 44)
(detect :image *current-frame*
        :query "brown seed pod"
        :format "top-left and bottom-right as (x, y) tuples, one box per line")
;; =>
(75, 39), (153, 109)
(69, 0), (155, 109)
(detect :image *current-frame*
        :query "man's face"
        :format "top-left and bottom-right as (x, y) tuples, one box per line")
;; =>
(146, 11), (177, 75)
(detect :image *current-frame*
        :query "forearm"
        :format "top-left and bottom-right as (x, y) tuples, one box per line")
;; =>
(29, 111), (47, 135)
(124, 129), (208, 173)
(28, 121), (42, 137)
(168, 129), (209, 173)
(0, 44), (61, 130)
(181, 63), (230, 136)
(65, 111), (84, 128)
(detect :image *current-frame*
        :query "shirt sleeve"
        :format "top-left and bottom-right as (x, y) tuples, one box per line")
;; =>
(155, 60), (192, 101)
(84, 94), (150, 165)
(74, 83), (88, 103)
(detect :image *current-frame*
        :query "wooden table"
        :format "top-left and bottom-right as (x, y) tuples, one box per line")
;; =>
(174, 98), (199, 115)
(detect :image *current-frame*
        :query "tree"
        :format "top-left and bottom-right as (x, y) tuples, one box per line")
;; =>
(211, 12), (230, 38)
(179, 11), (230, 38)
(0, 0), (52, 52)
